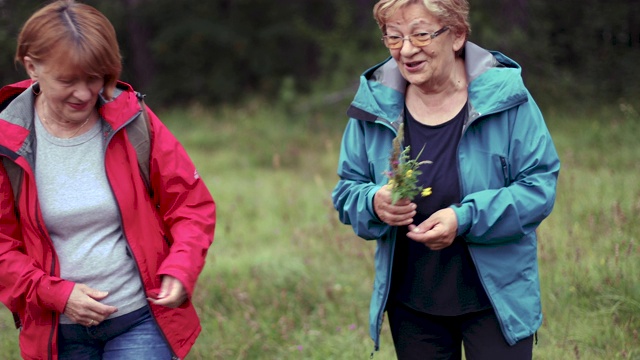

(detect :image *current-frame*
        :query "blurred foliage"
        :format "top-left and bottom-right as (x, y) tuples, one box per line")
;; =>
(0, 0), (638, 111)
(470, 0), (640, 110)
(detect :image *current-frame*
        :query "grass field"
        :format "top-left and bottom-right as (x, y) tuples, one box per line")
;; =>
(1, 98), (638, 359)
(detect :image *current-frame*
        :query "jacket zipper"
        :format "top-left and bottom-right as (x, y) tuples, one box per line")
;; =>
(457, 108), (515, 346)
(9, 133), (60, 358)
(34, 197), (58, 360)
(103, 112), (180, 360)
(370, 118), (400, 357)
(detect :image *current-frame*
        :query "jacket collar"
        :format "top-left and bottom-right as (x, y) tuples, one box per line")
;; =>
(346, 41), (526, 126)
(0, 80), (143, 161)
(0, 80), (37, 155)
(0, 80), (141, 140)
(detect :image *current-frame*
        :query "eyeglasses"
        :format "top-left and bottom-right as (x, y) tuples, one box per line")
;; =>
(382, 26), (450, 49)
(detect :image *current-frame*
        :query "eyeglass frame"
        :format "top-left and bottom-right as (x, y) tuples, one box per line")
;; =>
(381, 26), (450, 49)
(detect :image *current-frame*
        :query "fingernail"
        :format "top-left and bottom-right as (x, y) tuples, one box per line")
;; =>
(413, 227), (420, 232)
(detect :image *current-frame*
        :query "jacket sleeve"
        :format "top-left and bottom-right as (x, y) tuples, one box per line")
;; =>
(145, 108), (216, 297)
(452, 96), (560, 244)
(332, 118), (390, 240)
(0, 162), (74, 315)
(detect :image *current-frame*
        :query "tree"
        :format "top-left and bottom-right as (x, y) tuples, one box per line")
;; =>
(1, 0), (638, 109)
(120, 0), (156, 92)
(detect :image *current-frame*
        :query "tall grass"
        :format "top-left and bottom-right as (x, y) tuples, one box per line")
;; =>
(535, 102), (640, 360)
(1, 99), (638, 359)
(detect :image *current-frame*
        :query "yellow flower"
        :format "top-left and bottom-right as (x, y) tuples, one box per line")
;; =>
(421, 187), (432, 197)
(388, 179), (395, 186)
(405, 169), (413, 178)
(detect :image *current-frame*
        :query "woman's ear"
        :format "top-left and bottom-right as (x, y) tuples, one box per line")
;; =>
(452, 31), (466, 53)
(23, 56), (39, 81)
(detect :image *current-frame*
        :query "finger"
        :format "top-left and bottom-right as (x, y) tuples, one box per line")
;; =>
(158, 277), (176, 299)
(391, 202), (417, 215)
(72, 307), (117, 325)
(85, 289), (109, 301)
(75, 286), (116, 313)
(152, 277), (187, 308)
(408, 226), (432, 237)
(407, 225), (440, 245)
(85, 301), (118, 316)
(374, 187), (411, 210)
(377, 208), (412, 226)
(150, 293), (185, 308)
(386, 213), (415, 226)
(388, 196), (412, 206)
(380, 203), (416, 224)
(65, 290), (117, 321)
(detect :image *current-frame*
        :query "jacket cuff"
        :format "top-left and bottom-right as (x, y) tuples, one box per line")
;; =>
(38, 278), (75, 314)
(451, 203), (472, 237)
(157, 267), (195, 298)
(368, 185), (383, 221)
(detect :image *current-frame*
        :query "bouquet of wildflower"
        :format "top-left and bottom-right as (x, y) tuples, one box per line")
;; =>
(384, 124), (432, 205)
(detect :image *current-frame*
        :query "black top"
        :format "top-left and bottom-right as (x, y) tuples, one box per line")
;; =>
(389, 103), (491, 315)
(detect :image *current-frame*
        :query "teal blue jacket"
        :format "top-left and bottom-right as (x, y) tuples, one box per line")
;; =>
(332, 42), (560, 350)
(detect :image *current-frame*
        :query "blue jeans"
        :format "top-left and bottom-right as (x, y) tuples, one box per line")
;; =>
(58, 306), (173, 360)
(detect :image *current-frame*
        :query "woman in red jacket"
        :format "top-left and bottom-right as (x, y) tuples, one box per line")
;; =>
(0, 1), (216, 359)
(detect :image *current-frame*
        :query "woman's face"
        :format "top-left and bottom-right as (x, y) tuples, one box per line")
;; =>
(24, 48), (104, 124)
(385, 3), (464, 92)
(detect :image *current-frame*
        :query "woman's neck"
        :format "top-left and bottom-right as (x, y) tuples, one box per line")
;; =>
(36, 96), (96, 138)
(405, 59), (468, 126)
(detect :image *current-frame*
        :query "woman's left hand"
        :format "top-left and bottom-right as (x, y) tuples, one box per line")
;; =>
(406, 208), (458, 251)
(147, 275), (187, 308)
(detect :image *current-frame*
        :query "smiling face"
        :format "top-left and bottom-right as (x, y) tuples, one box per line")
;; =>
(385, 2), (465, 92)
(25, 45), (104, 125)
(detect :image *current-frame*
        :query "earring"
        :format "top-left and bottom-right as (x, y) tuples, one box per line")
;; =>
(32, 82), (41, 96)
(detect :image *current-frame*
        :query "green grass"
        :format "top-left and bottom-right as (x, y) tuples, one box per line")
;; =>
(534, 103), (640, 360)
(1, 99), (639, 359)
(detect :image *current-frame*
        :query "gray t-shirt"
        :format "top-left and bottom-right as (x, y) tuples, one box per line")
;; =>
(34, 112), (147, 324)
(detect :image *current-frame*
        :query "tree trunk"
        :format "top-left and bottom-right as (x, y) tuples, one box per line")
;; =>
(121, 0), (155, 92)
(501, 0), (529, 32)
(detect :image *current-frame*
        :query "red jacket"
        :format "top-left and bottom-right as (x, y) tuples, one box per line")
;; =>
(0, 80), (216, 360)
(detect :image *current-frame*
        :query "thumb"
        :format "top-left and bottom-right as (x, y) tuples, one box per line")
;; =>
(86, 289), (109, 301)
(158, 279), (172, 298)
(411, 218), (437, 233)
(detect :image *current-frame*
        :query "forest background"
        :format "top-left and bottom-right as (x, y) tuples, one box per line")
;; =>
(0, 1), (639, 359)
(1, 0), (639, 108)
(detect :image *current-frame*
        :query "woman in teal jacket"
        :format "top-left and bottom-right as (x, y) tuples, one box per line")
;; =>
(332, 0), (560, 358)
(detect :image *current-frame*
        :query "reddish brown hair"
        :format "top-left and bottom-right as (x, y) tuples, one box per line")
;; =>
(15, 0), (122, 99)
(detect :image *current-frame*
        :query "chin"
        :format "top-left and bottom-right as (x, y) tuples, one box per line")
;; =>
(406, 77), (430, 88)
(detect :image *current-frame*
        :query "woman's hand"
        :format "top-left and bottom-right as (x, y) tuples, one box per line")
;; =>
(148, 275), (187, 308)
(406, 208), (458, 250)
(373, 185), (417, 226)
(63, 284), (118, 327)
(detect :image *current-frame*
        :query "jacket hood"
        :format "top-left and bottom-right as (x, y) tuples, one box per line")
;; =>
(346, 41), (528, 126)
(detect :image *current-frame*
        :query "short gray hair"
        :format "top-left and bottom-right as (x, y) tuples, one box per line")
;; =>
(373, 0), (470, 40)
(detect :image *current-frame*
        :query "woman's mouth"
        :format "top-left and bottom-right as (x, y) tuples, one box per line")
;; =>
(404, 61), (424, 71)
(68, 102), (88, 111)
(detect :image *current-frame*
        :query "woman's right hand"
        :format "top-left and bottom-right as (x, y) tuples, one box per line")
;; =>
(373, 185), (417, 226)
(63, 284), (118, 327)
